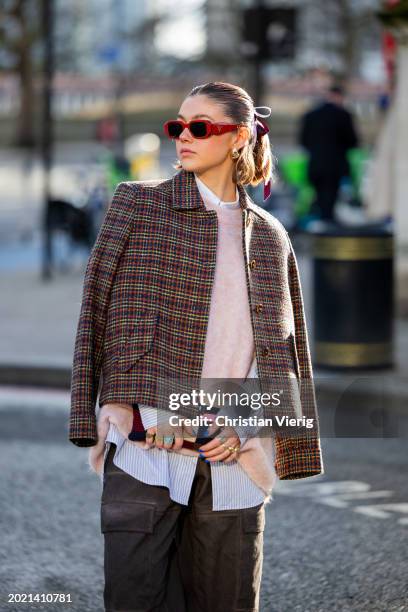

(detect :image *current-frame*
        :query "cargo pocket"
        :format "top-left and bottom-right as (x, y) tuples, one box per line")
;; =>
(236, 504), (265, 611)
(101, 500), (155, 534)
(101, 501), (156, 600)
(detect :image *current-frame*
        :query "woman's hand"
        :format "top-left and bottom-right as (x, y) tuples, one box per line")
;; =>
(88, 402), (134, 475)
(185, 420), (241, 463)
(198, 432), (241, 463)
(99, 402), (134, 439)
(144, 421), (184, 451)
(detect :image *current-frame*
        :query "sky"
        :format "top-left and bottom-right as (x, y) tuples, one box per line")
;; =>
(152, 0), (206, 59)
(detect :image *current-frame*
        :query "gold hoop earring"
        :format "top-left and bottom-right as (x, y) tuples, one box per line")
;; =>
(231, 148), (240, 160)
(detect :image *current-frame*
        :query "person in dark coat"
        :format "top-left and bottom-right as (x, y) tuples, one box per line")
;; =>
(298, 84), (359, 221)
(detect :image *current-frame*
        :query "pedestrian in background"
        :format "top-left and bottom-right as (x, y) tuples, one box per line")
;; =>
(298, 83), (359, 222)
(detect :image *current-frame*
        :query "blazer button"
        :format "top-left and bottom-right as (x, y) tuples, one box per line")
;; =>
(262, 347), (270, 357)
(249, 259), (256, 270)
(245, 214), (251, 228)
(254, 303), (263, 314)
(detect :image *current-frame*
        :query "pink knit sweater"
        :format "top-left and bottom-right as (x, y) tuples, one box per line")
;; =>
(194, 174), (277, 502)
(194, 174), (256, 381)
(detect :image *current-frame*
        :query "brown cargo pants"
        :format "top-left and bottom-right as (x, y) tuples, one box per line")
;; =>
(101, 443), (265, 612)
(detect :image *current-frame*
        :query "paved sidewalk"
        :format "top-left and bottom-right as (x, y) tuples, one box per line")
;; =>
(0, 265), (84, 387)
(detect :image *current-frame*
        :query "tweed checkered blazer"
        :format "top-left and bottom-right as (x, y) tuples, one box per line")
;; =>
(69, 168), (324, 480)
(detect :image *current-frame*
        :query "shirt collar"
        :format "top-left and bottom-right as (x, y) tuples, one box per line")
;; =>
(170, 168), (267, 221)
(194, 174), (240, 209)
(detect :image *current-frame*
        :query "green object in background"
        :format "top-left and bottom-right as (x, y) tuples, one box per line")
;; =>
(105, 154), (132, 195)
(347, 147), (371, 196)
(279, 152), (309, 187)
(279, 148), (371, 220)
(279, 152), (314, 217)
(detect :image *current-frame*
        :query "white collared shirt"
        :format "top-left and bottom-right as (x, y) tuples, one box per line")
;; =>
(194, 174), (240, 209)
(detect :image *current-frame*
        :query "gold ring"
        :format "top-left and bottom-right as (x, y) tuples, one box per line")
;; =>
(146, 432), (156, 439)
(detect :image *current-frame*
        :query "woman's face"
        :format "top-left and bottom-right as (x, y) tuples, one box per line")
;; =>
(175, 94), (249, 175)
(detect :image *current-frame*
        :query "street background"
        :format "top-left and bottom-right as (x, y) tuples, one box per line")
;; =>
(0, 1), (407, 611)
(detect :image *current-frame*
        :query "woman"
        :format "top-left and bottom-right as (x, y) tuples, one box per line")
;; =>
(70, 81), (324, 612)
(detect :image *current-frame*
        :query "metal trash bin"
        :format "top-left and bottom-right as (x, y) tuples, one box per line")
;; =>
(310, 221), (394, 370)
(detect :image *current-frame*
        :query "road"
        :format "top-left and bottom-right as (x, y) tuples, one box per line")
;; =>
(0, 387), (407, 612)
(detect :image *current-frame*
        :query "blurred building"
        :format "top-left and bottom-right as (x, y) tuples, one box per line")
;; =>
(205, 0), (384, 81)
(57, 0), (152, 75)
(205, 0), (241, 59)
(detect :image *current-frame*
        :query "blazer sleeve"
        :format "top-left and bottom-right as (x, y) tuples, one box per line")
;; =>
(274, 234), (325, 479)
(69, 182), (136, 447)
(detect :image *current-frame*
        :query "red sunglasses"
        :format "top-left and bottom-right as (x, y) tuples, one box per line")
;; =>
(163, 119), (243, 140)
